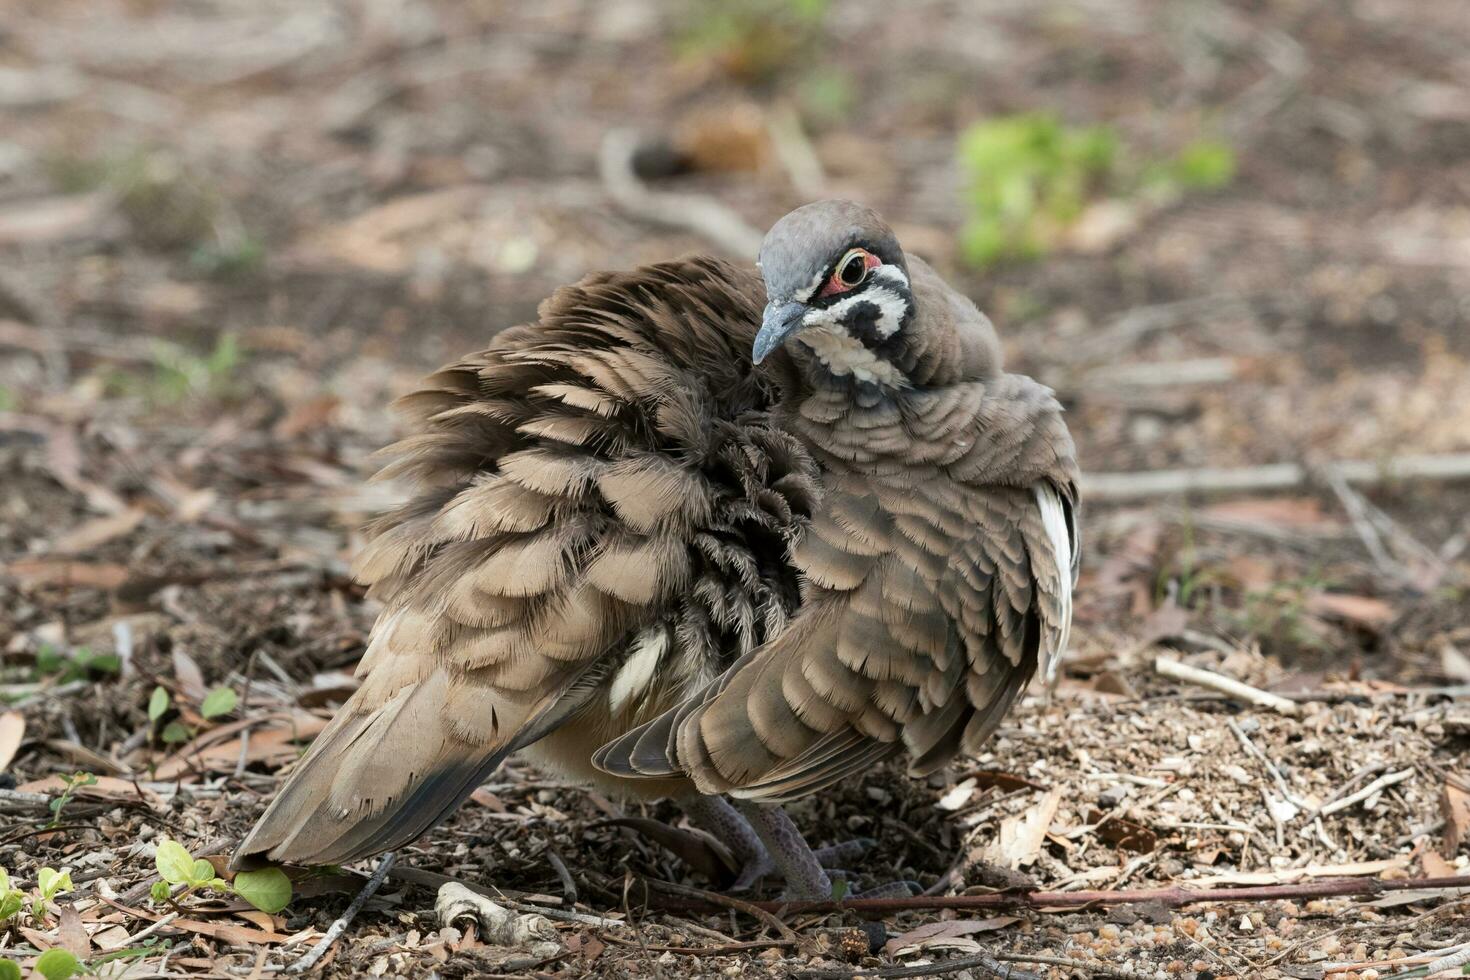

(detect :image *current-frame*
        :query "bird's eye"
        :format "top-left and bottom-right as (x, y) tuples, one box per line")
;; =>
(838, 250), (869, 287)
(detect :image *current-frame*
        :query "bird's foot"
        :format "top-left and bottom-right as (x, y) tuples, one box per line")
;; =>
(682, 794), (876, 891)
(731, 837), (875, 891)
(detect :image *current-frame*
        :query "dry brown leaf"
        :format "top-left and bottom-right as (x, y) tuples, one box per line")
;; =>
(0, 711), (24, 772)
(2, 559), (131, 590)
(1139, 602), (1190, 647)
(1442, 782), (1470, 858)
(885, 917), (1020, 956)
(98, 895), (290, 945)
(0, 192), (113, 245)
(57, 905), (90, 958)
(90, 924), (133, 950)
(1202, 497), (1333, 529)
(983, 789), (1062, 870)
(233, 909), (279, 932)
(50, 509), (146, 555)
(151, 714), (330, 780)
(1305, 593), (1396, 629)
(172, 648), (208, 701)
(1188, 857), (1410, 887)
(1422, 851), (1457, 877)
(1087, 809), (1159, 854)
(274, 394), (341, 440)
(18, 774), (166, 809)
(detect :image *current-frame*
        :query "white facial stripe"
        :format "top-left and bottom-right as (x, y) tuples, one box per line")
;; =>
(796, 327), (908, 387)
(803, 281), (909, 339)
(792, 265), (827, 303)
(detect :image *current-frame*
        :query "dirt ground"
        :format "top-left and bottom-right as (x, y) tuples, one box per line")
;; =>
(2, 1), (1470, 978)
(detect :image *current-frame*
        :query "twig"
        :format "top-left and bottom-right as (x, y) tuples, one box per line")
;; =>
(1227, 719), (1309, 809)
(795, 952), (1040, 980)
(124, 911), (180, 945)
(544, 845), (578, 905)
(1325, 468), (1403, 578)
(600, 933), (796, 957)
(693, 874), (1470, 917)
(1083, 452), (1470, 501)
(641, 878), (797, 943)
(1155, 658), (1297, 715)
(1318, 768), (1415, 818)
(289, 852), (396, 973)
(599, 129), (764, 258)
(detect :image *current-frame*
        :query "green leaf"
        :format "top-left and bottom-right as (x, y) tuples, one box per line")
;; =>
(1170, 140), (1235, 189)
(148, 685), (170, 722)
(189, 859), (216, 888)
(35, 949), (80, 980)
(155, 839), (195, 885)
(150, 880), (172, 904)
(0, 867), (9, 893)
(161, 721), (191, 743)
(0, 959), (20, 980)
(0, 891), (21, 922)
(233, 867), (292, 914)
(829, 876), (849, 901)
(37, 868), (72, 899)
(200, 686), (237, 719)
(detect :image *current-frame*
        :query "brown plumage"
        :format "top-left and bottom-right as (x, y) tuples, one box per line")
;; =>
(234, 201), (1079, 896)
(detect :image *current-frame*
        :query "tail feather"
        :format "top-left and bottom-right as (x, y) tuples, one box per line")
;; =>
(233, 662), (603, 869)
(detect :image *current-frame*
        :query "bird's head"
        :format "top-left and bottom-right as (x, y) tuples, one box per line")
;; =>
(754, 200), (916, 387)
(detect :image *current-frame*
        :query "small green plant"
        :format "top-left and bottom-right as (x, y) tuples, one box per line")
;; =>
(958, 113), (1117, 267)
(0, 867), (24, 923)
(957, 113), (1236, 267)
(33, 645), (121, 684)
(104, 333), (243, 408)
(33, 949), (80, 980)
(200, 686), (238, 719)
(47, 774), (97, 829)
(149, 684), (237, 745)
(30, 868), (72, 920)
(0, 865), (73, 928)
(152, 838), (292, 914)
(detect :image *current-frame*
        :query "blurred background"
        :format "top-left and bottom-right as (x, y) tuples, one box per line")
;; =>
(2, 2), (1470, 973)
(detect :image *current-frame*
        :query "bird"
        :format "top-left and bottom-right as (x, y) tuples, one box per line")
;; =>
(233, 200), (1079, 900)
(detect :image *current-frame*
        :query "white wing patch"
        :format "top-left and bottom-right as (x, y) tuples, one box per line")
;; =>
(1033, 484), (1076, 684)
(609, 627), (669, 716)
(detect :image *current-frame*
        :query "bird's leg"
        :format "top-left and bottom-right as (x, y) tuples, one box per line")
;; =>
(732, 800), (834, 900)
(683, 796), (872, 892)
(681, 795), (766, 886)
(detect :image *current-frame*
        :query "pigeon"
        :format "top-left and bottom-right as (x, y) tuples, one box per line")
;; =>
(233, 200), (1079, 900)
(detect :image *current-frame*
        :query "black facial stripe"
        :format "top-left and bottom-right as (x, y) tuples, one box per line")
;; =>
(841, 299), (886, 347)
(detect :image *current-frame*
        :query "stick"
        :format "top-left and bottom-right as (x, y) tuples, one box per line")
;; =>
(1318, 768), (1415, 818)
(1082, 452), (1470, 501)
(687, 873), (1470, 917)
(289, 852), (396, 973)
(1155, 658), (1297, 715)
(599, 129), (764, 258)
(796, 952), (1040, 980)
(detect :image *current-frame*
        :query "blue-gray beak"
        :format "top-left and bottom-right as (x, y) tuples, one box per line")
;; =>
(753, 301), (808, 365)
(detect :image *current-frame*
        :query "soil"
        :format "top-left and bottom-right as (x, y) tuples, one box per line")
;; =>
(2, 2), (1468, 978)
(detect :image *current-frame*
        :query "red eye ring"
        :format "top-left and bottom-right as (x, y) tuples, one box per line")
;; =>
(817, 248), (881, 298)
